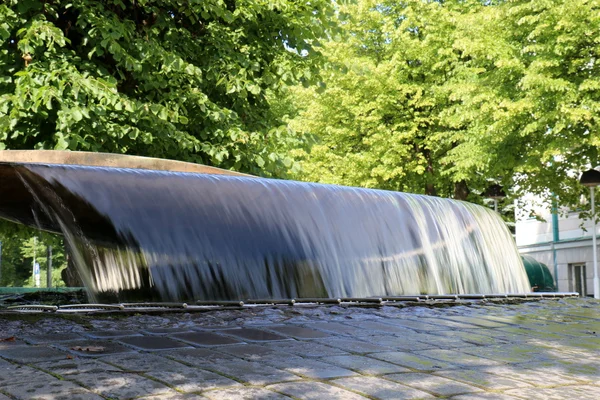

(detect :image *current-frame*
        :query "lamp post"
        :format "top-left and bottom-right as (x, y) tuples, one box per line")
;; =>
(580, 168), (600, 299)
(484, 184), (506, 213)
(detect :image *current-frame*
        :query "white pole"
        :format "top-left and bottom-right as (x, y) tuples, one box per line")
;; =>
(593, 187), (600, 299)
(33, 236), (36, 286)
(33, 236), (40, 288)
(493, 199), (498, 213)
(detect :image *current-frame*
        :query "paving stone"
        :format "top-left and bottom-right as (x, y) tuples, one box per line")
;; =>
(409, 333), (472, 349)
(56, 340), (135, 357)
(104, 353), (241, 392)
(22, 333), (83, 344)
(0, 345), (68, 363)
(441, 316), (509, 328)
(533, 323), (598, 338)
(168, 348), (238, 364)
(173, 331), (242, 346)
(333, 376), (434, 399)
(267, 325), (330, 339)
(167, 348), (298, 385)
(267, 381), (368, 400)
(137, 394), (205, 400)
(102, 353), (175, 371)
(2, 298), (600, 400)
(518, 359), (600, 382)
(417, 317), (479, 329)
(498, 327), (565, 341)
(118, 335), (192, 350)
(83, 330), (141, 339)
(2, 380), (104, 400)
(261, 340), (348, 358)
(506, 385), (600, 400)
(552, 337), (600, 355)
(203, 387), (290, 400)
(483, 365), (585, 387)
(523, 341), (586, 360)
(435, 369), (533, 390)
(217, 344), (357, 379)
(479, 315), (524, 326)
(270, 357), (358, 379)
(451, 393), (521, 400)
(358, 335), (436, 351)
(0, 338), (26, 349)
(379, 318), (446, 332)
(303, 322), (367, 336)
(370, 351), (458, 371)
(217, 344), (279, 359)
(427, 330), (507, 346)
(142, 328), (196, 335)
(68, 371), (176, 398)
(460, 345), (552, 364)
(414, 349), (502, 367)
(37, 359), (124, 375)
(464, 329), (528, 343)
(219, 328), (288, 342)
(386, 372), (483, 396)
(152, 365), (241, 392)
(533, 339), (600, 359)
(343, 320), (417, 336)
(205, 359), (300, 385)
(316, 337), (395, 354)
(322, 354), (410, 374)
(192, 325), (237, 331)
(0, 365), (58, 387)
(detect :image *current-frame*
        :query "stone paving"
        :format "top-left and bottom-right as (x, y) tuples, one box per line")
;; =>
(0, 298), (598, 399)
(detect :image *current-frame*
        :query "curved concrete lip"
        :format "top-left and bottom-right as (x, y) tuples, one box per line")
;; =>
(0, 150), (253, 177)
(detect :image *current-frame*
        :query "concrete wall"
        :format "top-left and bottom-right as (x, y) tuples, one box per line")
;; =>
(519, 239), (596, 296)
(516, 193), (598, 296)
(515, 211), (599, 247)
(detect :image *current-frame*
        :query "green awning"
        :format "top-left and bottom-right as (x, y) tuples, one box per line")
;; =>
(521, 256), (556, 292)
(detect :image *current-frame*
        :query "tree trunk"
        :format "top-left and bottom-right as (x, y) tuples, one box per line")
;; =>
(453, 180), (469, 201)
(425, 183), (437, 196)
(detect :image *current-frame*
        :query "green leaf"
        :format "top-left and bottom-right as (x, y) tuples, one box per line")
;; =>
(71, 109), (83, 122)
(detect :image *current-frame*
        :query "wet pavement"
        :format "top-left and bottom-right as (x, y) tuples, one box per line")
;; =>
(0, 298), (598, 399)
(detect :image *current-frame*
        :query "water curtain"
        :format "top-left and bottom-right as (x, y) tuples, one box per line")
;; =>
(0, 162), (530, 301)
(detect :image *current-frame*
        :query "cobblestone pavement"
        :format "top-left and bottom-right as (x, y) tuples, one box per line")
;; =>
(0, 298), (598, 399)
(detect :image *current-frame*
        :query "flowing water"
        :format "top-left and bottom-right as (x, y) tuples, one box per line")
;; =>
(0, 163), (531, 301)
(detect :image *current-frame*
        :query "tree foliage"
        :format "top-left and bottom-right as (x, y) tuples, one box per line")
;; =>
(441, 0), (600, 208)
(0, 0), (335, 286)
(0, 0), (334, 176)
(0, 220), (66, 287)
(289, 0), (600, 210)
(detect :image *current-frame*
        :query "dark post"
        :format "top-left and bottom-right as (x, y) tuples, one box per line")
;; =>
(47, 245), (52, 288)
(0, 241), (2, 286)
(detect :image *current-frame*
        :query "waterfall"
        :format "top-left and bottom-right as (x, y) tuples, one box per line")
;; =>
(0, 162), (531, 301)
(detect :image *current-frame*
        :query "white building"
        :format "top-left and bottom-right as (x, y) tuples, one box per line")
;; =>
(516, 195), (597, 296)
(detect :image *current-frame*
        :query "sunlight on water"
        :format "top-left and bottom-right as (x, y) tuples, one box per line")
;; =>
(2, 163), (531, 301)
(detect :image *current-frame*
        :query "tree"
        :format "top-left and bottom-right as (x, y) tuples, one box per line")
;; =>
(0, 0), (334, 176)
(0, 220), (67, 287)
(441, 0), (600, 209)
(289, 0), (600, 212)
(289, 0), (487, 200)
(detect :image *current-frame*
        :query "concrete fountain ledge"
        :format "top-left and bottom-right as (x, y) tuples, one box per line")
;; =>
(0, 149), (252, 176)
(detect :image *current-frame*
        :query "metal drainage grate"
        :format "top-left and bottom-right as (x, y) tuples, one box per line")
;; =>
(0, 292), (581, 314)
